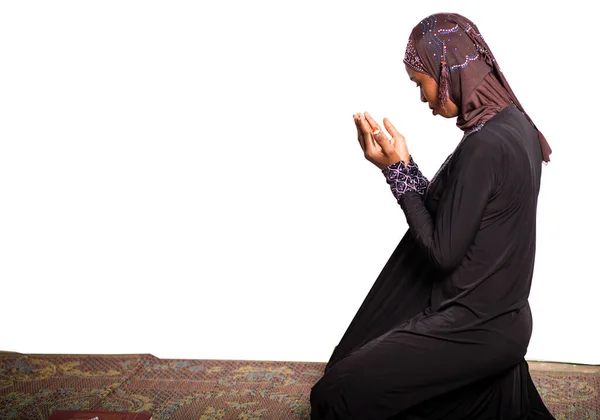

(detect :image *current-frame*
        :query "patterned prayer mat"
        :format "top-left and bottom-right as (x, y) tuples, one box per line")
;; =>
(1, 353), (598, 419)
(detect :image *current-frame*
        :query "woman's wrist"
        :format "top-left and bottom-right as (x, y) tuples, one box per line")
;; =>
(382, 156), (429, 201)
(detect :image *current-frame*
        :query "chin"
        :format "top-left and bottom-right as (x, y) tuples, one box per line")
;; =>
(428, 101), (459, 118)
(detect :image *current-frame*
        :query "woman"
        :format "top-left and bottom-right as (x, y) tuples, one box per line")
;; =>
(310, 13), (554, 419)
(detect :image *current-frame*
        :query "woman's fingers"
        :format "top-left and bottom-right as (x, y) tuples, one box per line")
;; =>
(358, 114), (379, 153)
(365, 112), (394, 152)
(383, 117), (402, 140)
(354, 114), (366, 151)
(383, 117), (410, 164)
(364, 112), (381, 134)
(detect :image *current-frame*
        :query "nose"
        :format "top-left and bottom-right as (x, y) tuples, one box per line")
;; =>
(420, 88), (427, 103)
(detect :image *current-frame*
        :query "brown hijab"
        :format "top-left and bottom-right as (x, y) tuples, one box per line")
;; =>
(404, 13), (552, 162)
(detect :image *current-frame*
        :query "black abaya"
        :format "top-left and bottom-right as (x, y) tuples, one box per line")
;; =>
(310, 105), (554, 419)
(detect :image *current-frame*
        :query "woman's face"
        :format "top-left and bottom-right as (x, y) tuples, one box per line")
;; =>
(405, 65), (459, 118)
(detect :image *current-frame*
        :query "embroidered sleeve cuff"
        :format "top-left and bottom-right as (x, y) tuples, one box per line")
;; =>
(382, 156), (429, 201)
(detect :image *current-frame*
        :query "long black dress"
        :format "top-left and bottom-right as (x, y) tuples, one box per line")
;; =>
(310, 105), (555, 419)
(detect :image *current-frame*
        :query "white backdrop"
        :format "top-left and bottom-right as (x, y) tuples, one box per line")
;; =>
(1, 0), (598, 365)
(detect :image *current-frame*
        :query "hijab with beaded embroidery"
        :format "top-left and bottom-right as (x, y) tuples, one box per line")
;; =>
(404, 13), (552, 162)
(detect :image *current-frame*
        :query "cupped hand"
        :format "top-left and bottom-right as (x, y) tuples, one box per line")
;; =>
(354, 112), (410, 170)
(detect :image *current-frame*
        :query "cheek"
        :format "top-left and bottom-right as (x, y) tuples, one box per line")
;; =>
(422, 84), (439, 105)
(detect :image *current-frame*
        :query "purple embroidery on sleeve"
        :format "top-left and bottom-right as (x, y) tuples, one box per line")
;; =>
(382, 156), (429, 202)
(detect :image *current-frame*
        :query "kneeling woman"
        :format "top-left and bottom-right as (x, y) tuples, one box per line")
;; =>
(310, 13), (554, 419)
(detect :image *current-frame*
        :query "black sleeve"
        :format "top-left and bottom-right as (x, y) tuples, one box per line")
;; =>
(398, 142), (497, 271)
